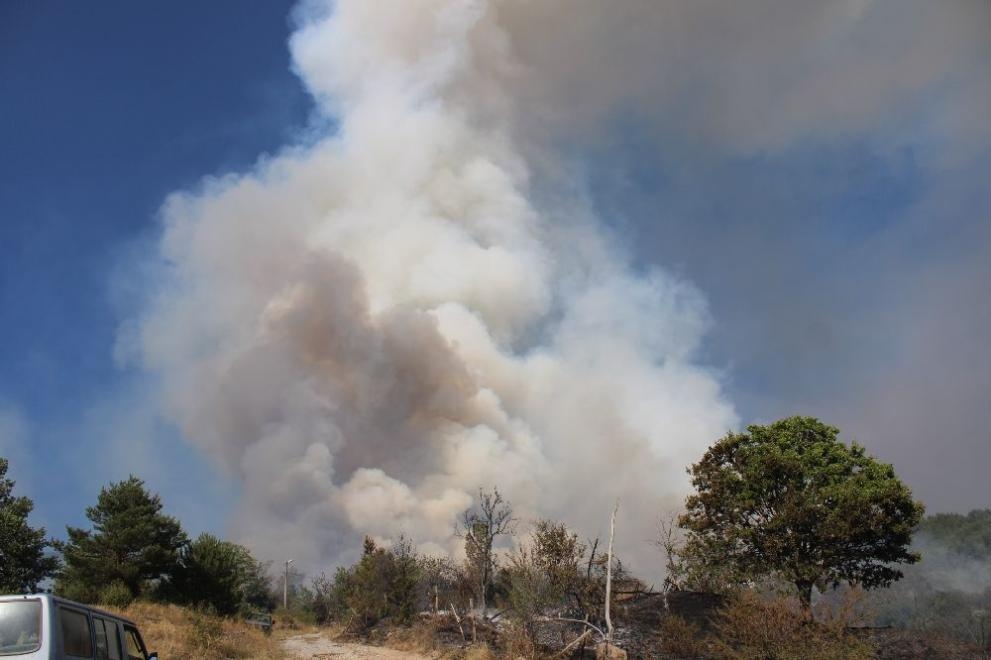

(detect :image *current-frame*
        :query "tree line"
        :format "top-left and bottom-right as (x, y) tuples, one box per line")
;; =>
(0, 415), (932, 643)
(0, 464), (273, 616)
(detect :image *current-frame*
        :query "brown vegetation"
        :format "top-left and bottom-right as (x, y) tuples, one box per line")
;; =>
(710, 591), (875, 660)
(104, 601), (286, 659)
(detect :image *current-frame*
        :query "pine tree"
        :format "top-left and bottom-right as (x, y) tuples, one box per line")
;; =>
(57, 476), (187, 602)
(0, 457), (59, 592)
(166, 533), (270, 615)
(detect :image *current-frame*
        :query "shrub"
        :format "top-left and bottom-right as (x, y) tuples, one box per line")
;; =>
(298, 569), (350, 624)
(711, 591), (875, 660)
(659, 615), (705, 658)
(340, 536), (422, 628)
(99, 580), (134, 608)
(163, 533), (272, 616)
(189, 610), (225, 652)
(58, 580), (98, 605)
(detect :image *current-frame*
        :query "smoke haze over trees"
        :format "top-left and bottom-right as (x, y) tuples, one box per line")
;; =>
(0, 0), (986, 604)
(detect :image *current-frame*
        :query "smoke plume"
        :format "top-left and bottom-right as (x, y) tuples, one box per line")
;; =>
(131, 0), (736, 573)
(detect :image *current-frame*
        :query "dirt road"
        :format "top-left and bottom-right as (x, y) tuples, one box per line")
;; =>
(281, 633), (439, 659)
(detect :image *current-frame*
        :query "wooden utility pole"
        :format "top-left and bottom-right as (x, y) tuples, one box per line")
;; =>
(284, 558), (294, 610)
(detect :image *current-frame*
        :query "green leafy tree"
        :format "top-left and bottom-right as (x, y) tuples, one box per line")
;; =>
(298, 570), (348, 624)
(0, 457), (59, 592)
(678, 416), (924, 611)
(506, 520), (587, 640)
(167, 533), (271, 615)
(388, 536), (421, 624)
(341, 536), (421, 627)
(57, 476), (188, 601)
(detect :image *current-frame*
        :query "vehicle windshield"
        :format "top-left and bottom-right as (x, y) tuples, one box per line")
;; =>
(0, 601), (42, 656)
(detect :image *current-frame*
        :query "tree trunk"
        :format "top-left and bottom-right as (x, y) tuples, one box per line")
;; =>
(605, 502), (617, 643)
(795, 580), (813, 619)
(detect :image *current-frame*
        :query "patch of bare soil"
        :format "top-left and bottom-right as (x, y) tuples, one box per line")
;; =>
(281, 632), (440, 659)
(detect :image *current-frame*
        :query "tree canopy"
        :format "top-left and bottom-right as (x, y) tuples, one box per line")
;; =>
(678, 416), (924, 609)
(166, 533), (272, 616)
(0, 457), (59, 592)
(57, 475), (188, 602)
(916, 509), (991, 559)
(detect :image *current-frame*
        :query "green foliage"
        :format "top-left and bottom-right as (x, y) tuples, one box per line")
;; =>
(352, 536), (421, 625)
(239, 558), (276, 614)
(390, 537), (421, 624)
(863, 509), (991, 650)
(415, 555), (470, 614)
(56, 475), (188, 601)
(679, 416), (924, 609)
(166, 533), (271, 616)
(297, 569), (350, 624)
(0, 457), (59, 592)
(331, 536), (422, 628)
(505, 549), (550, 635)
(917, 509), (991, 559)
(529, 519), (586, 599)
(503, 518), (631, 651)
(506, 519), (586, 634)
(99, 579), (134, 608)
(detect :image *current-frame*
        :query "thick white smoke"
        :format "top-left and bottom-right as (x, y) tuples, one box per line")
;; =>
(133, 0), (736, 574)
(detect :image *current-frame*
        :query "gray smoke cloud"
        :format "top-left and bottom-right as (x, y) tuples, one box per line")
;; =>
(130, 0), (737, 573)
(476, 0), (991, 512)
(129, 0), (990, 574)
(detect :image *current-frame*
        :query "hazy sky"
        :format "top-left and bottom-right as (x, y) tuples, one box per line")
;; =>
(1, 1), (988, 570)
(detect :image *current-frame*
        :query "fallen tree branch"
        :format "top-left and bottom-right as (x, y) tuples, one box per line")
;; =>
(488, 607), (512, 622)
(555, 629), (593, 658)
(535, 616), (606, 641)
(450, 603), (466, 641)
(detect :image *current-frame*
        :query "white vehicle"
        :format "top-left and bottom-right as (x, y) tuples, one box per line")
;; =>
(0, 594), (156, 660)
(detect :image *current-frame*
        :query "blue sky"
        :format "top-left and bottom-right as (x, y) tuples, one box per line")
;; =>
(1, 1), (989, 555)
(0, 0), (309, 535)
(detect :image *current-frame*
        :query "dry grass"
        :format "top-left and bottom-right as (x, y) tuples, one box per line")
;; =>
(379, 619), (444, 655)
(104, 601), (287, 659)
(367, 618), (489, 659)
(711, 591), (875, 660)
(270, 607), (321, 634)
(462, 644), (497, 660)
(659, 614), (707, 658)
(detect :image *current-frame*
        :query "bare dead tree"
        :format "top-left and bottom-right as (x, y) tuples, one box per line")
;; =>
(605, 500), (618, 645)
(656, 510), (686, 599)
(578, 536), (599, 658)
(456, 486), (517, 615)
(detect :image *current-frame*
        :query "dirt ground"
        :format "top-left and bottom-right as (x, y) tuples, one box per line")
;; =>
(281, 632), (440, 659)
